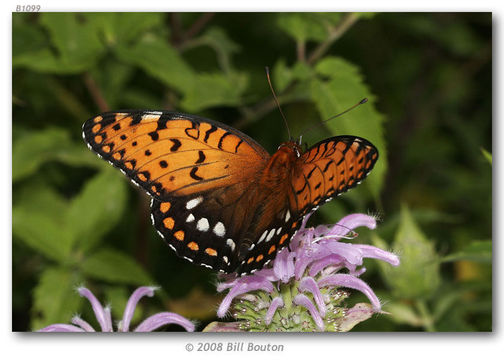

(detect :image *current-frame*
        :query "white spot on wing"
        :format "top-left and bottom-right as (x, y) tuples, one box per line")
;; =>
(213, 222), (226, 237)
(266, 228), (275, 242)
(186, 214), (195, 223)
(276, 227), (283, 235)
(285, 210), (291, 222)
(226, 239), (236, 252)
(223, 256), (229, 264)
(142, 113), (161, 121)
(186, 196), (203, 210)
(197, 217), (210, 232)
(258, 230), (268, 244)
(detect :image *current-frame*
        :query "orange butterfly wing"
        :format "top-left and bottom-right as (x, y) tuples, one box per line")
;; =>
(83, 111), (378, 274)
(83, 111), (269, 200)
(289, 136), (378, 216)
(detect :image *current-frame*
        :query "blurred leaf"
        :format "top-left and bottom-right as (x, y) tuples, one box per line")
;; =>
(88, 61), (134, 109)
(67, 169), (128, 252)
(115, 35), (195, 93)
(194, 26), (241, 72)
(432, 288), (463, 322)
(15, 13), (104, 73)
(12, 128), (100, 182)
(277, 13), (329, 43)
(13, 128), (71, 182)
(383, 301), (424, 327)
(81, 248), (153, 285)
(15, 179), (68, 220)
(40, 13), (104, 66)
(12, 14), (48, 57)
(87, 13), (164, 45)
(373, 205), (441, 299)
(481, 147), (492, 165)
(181, 71), (249, 112)
(311, 56), (387, 198)
(31, 266), (82, 330)
(168, 287), (222, 319)
(441, 240), (492, 264)
(273, 58), (294, 93)
(13, 206), (74, 263)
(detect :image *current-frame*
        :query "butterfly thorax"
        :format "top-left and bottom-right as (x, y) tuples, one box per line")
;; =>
(260, 141), (301, 184)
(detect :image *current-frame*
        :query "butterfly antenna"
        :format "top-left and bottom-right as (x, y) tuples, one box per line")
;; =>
(300, 98), (368, 139)
(321, 98), (368, 125)
(266, 66), (292, 140)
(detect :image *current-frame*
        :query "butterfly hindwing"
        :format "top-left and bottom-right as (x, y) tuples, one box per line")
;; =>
(290, 136), (378, 216)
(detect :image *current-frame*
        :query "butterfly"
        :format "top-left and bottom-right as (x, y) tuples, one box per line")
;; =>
(82, 110), (378, 275)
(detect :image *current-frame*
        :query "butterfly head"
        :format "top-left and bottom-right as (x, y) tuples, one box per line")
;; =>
(277, 141), (302, 158)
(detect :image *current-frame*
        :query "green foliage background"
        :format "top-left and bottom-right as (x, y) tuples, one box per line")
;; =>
(12, 12), (491, 332)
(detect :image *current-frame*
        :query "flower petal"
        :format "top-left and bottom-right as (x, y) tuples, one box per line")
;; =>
(265, 297), (284, 325)
(273, 248), (296, 282)
(319, 241), (364, 267)
(318, 274), (381, 310)
(308, 254), (345, 277)
(134, 312), (195, 332)
(37, 324), (85, 332)
(353, 244), (400, 266)
(71, 316), (95, 332)
(293, 294), (324, 331)
(298, 277), (326, 317)
(217, 277), (274, 318)
(120, 286), (157, 332)
(333, 214), (377, 233)
(77, 287), (109, 332)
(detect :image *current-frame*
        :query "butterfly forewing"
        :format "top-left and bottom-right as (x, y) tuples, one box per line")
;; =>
(82, 111), (269, 200)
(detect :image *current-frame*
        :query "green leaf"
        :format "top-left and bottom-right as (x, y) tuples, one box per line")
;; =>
(12, 128), (101, 183)
(374, 205), (441, 300)
(115, 35), (195, 94)
(81, 249), (153, 285)
(481, 147), (492, 165)
(311, 57), (387, 198)
(383, 301), (424, 327)
(195, 26), (241, 72)
(13, 206), (74, 263)
(12, 14), (48, 58)
(277, 13), (330, 43)
(13, 128), (71, 182)
(87, 13), (164, 45)
(273, 59), (294, 93)
(39, 13), (104, 69)
(67, 169), (128, 252)
(15, 13), (105, 73)
(441, 240), (492, 264)
(181, 71), (249, 112)
(31, 267), (82, 330)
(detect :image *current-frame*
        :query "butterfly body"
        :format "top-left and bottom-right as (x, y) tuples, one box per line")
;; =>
(83, 110), (378, 274)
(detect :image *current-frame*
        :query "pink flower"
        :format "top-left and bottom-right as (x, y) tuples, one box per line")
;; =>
(38, 286), (194, 332)
(214, 213), (399, 332)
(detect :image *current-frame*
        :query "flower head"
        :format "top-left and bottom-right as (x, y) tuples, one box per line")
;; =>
(213, 213), (399, 332)
(38, 286), (195, 332)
